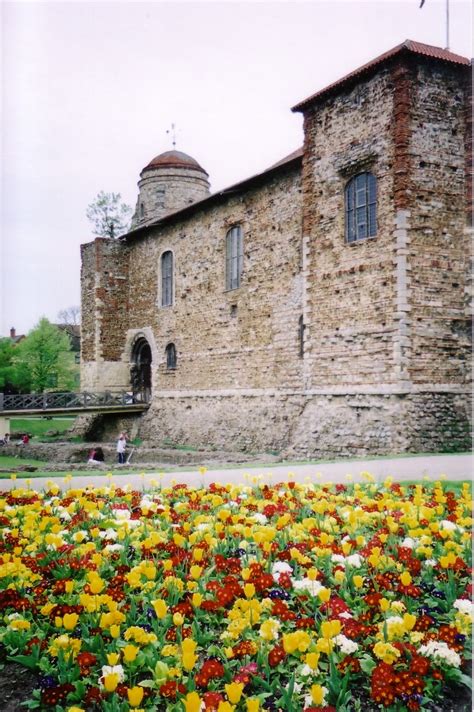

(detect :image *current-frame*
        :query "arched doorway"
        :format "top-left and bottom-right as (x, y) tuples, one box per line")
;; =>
(130, 337), (152, 402)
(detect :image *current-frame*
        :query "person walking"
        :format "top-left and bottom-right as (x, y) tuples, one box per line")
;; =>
(116, 433), (127, 465)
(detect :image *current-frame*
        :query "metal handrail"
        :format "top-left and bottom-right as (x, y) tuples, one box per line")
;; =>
(0, 390), (150, 412)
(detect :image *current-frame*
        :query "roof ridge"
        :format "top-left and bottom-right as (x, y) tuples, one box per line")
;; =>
(292, 39), (470, 112)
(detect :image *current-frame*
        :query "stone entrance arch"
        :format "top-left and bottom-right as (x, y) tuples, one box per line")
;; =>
(130, 337), (152, 402)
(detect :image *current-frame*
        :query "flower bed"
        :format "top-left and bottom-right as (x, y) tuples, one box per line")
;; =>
(0, 477), (472, 711)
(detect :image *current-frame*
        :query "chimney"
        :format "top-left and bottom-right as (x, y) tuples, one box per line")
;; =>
(10, 327), (16, 339)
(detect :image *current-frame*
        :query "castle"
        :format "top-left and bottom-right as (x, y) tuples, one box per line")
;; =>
(80, 40), (472, 457)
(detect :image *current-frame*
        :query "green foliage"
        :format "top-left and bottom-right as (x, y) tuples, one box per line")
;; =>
(0, 338), (31, 392)
(15, 318), (76, 393)
(86, 191), (132, 238)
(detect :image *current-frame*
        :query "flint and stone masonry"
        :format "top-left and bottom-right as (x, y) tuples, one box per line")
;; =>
(81, 41), (472, 456)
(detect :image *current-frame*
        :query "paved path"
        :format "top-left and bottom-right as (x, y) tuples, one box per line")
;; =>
(0, 453), (471, 491)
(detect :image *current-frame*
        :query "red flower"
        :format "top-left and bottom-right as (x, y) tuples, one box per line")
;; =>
(268, 644), (286, 667)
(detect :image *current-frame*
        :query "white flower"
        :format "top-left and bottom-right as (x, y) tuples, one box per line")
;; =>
(252, 513), (268, 524)
(114, 509), (131, 520)
(346, 553), (363, 568)
(418, 641), (461, 668)
(272, 562), (293, 581)
(100, 664), (125, 685)
(401, 537), (416, 549)
(104, 544), (124, 553)
(439, 520), (461, 532)
(424, 559), (437, 568)
(99, 528), (118, 540)
(299, 664), (315, 678)
(339, 611), (354, 620)
(453, 599), (474, 618)
(292, 578), (323, 596)
(331, 554), (345, 565)
(334, 634), (359, 654)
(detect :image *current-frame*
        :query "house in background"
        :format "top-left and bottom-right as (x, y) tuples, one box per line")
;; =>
(8, 327), (25, 345)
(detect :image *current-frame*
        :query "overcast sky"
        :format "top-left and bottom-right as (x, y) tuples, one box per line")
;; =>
(1, 0), (472, 336)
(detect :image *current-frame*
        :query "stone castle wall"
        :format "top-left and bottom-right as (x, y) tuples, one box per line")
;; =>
(80, 53), (472, 456)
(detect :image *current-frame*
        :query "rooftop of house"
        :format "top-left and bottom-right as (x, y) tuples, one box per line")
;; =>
(292, 39), (471, 112)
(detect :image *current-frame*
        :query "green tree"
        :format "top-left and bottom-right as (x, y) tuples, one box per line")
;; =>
(86, 191), (132, 238)
(0, 338), (31, 393)
(15, 318), (75, 393)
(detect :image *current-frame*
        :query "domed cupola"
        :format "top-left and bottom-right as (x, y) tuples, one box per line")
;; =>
(131, 149), (211, 228)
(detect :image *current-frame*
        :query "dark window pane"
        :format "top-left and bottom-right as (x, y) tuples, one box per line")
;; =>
(162, 251), (173, 306)
(226, 226), (243, 289)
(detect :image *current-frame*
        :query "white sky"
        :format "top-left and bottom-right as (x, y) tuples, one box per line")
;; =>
(1, 0), (472, 335)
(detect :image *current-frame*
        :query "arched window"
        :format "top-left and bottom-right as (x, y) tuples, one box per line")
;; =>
(140, 203), (145, 218)
(345, 172), (377, 243)
(161, 251), (173, 306)
(226, 225), (243, 290)
(165, 343), (177, 369)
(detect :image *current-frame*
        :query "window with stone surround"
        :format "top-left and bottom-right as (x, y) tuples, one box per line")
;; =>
(345, 172), (377, 243)
(165, 343), (177, 370)
(225, 225), (243, 290)
(161, 250), (174, 306)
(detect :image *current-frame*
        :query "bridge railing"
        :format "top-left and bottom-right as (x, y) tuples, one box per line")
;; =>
(0, 391), (150, 412)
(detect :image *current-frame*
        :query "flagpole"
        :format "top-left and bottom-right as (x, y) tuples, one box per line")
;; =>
(445, 0), (450, 50)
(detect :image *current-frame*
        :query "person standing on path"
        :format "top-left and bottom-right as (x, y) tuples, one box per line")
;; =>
(116, 433), (127, 464)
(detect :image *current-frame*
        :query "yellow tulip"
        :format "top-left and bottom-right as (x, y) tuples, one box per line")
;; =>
(173, 612), (184, 626)
(244, 583), (256, 599)
(320, 619), (341, 639)
(400, 571), (412, 586)
(403, 613), (417, 631)
(192, 592), (203, 607)
(225, 682), (244, 704)
(152, 599), (168, 619)
(182, 652), (197, 671)
(218, 703), (235, 712)
(103, 673), (119, 692)
(305, 652), (320, 670)
(317, 587), (330, 603)
(123, 644), (139, 663)
(184, 691), (202, 712)
(353, 575), (364, 588)
(106, 652), (120, 665)
(311, 684), (324, 705)
(189, 565), (202, 580)
(127, 686), (144, 707)
(109, 624), (120, 638)
(63, 613), (79, 630)
(246, 699), (260, 712)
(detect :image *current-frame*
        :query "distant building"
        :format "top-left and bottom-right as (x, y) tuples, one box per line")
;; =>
(80, 40), (472, 457)
(7, 327), (25, 344)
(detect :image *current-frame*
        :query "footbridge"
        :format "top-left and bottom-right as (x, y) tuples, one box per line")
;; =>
(0, 391), (150, 417)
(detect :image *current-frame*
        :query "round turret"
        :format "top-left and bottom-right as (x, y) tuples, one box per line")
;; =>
(131, 149), (211, 228)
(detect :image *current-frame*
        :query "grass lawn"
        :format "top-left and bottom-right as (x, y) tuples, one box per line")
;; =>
(10, 416), (76, 438)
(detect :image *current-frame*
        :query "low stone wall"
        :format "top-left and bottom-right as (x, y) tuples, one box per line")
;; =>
(137, 391), (472, 459)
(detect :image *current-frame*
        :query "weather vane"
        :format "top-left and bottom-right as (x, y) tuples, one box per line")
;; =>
(166, 123), (177, 149)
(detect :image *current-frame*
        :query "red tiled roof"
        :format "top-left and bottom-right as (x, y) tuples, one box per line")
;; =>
(292, 39), (471, 112)
(270, 147), (304, 168)
(142, 150), (208, 176)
